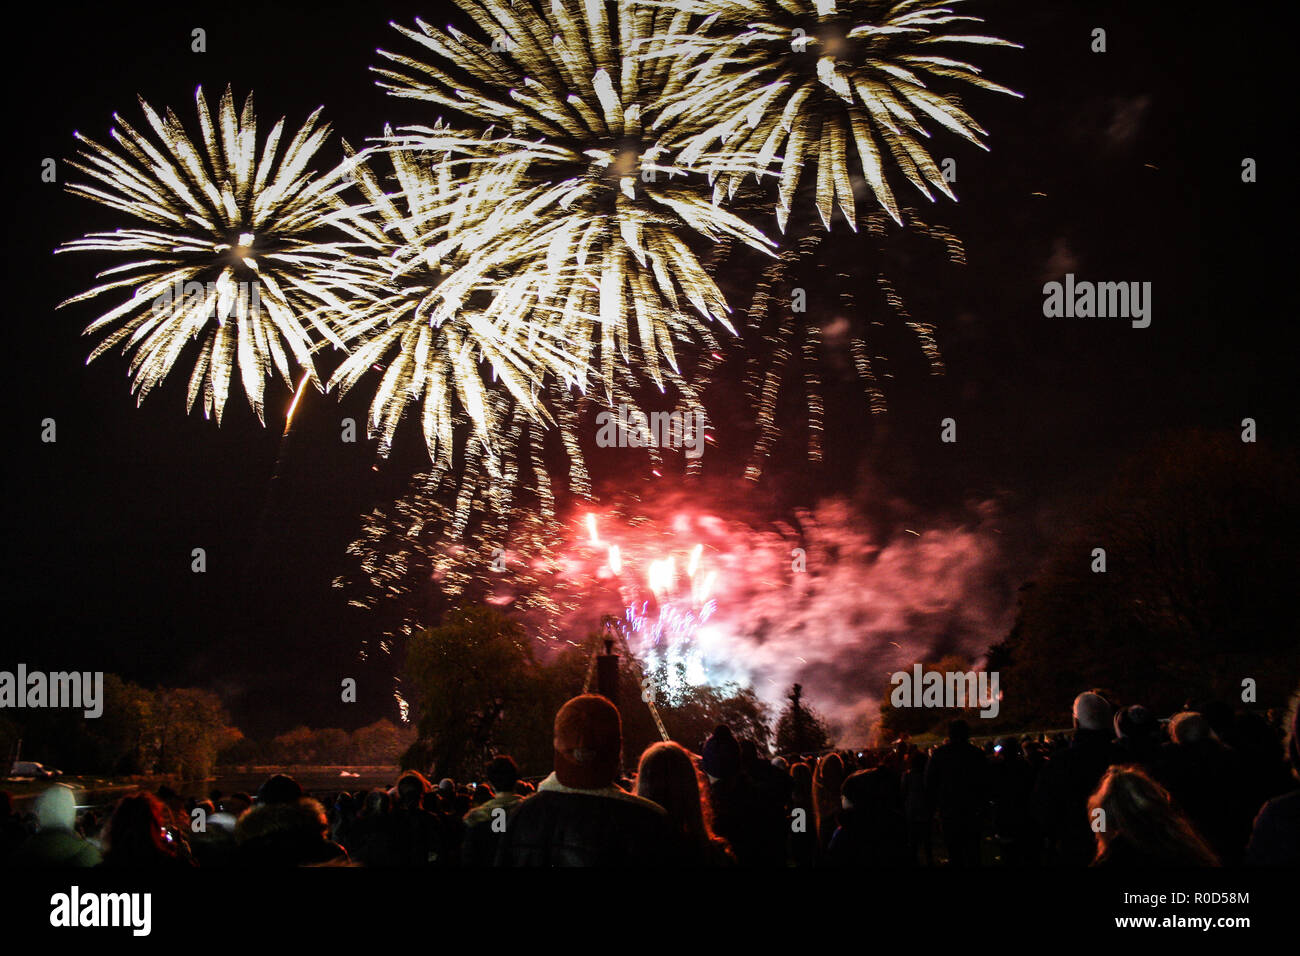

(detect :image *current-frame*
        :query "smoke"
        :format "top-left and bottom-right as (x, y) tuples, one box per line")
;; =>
(502, 481), (1027, 745)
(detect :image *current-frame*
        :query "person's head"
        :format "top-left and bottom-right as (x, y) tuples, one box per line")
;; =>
(814, 751), (844, 789)
(105, 792), (174, 863)
(701, 725), (741, 782)
(1169, 711), (1215, 746)
(395, 771), (431, 810)
(257, 773), (304, 805)
(553, 694), (623, 789)
(487, 755), (519, 794)
(636, 742), (714, 843)
(948, 719), (970, 744)
(34, 784), (78, 832)
(771, 756), (789, 773)
(1088, 765), (1217, 866)
(1073, 692), (1113, 732)
(1114, 704), (1157, 742)
(841, 768), (895, 813)
(790, 760), (813, 796)
(222, 792), (253, 818)
(362, 789), (390, 816)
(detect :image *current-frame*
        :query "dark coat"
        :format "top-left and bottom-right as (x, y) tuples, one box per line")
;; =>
(493, 787), (670, 866)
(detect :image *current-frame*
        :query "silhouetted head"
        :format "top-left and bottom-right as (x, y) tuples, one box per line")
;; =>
(396, 771), (431, 809)
(105, 792), (174, 864)
(553, 694), (623, 789)
(1114, 704), (1157, 742)
(1169, 711), (1215, 746)
(257, 774), (304, 805)
(34, 784), (77, 831)
(487, 755), (519, 794)
(1073, 692), (1112, 732)
(1088, 765), (1217, 866)
(636, 741), (714, 843)
(701, 725), (741, 781)
(948, 719), (971, 744)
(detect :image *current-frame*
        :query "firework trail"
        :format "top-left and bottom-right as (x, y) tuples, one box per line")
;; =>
(58, 86), (357, 423)
(734, 203), (966, 478)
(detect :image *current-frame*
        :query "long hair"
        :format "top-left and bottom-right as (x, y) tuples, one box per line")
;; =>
(813, 752), (845, 846)
(1088, 765), (1218, 866)
(103, 792), (177, 866)
(636, 742), (717, 847)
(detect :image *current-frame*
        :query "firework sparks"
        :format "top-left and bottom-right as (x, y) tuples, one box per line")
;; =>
(315, 135), (590, 465)
(58, 86), (357, 423)
(373, 0), (778, 393)
(650, 0), (1022, 230)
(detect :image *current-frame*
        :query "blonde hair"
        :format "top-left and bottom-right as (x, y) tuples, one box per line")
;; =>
(1088, 765), (1217, 866)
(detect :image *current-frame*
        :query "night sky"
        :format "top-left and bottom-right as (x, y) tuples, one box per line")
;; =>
(3, 1), (1289, 739)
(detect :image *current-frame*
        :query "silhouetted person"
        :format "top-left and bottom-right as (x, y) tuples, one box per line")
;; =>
(636, 741), (734, 866)
(1112, 705), (1162, 770)
(101, 792), (194, 868)
(348, 788), (401, 867)
(1088, 765), (1217, 866)
(1156, 711), (1254, 865)
(828, 768), (911, 867)
(987, 736), (1038, 865)
(1246, 689), (1300, 865)
(813, 752), (845, 860)
(494, 695), (668, 866)
(236, 774), (348, 867)
(7, 784), (101, 868)
(1032, 692), (1117, 865)
(463, 756), (524, 867)
(902, 750), (933, 866)
(789, 761), (817, 867)
(0, 792), (28, 862)
(926, 720), (987, 866)
(702, 725), (773, 865)
(390, 771), (443, 866)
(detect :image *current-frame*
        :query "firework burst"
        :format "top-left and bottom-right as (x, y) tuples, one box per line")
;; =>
(319, 135), (587, 465)
(650, 0), (1022, 231)
(373, 0), (777, 393)
(58, 85), (356, 423)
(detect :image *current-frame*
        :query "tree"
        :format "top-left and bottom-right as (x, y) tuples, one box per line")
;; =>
(272, 726), (320, 766)
(989, 431), (1300, 726)
(774, 683), (833, 755)
(404, 606), (542, 780)
(151, 688), (235, 780)
(351, 719), (412, 766)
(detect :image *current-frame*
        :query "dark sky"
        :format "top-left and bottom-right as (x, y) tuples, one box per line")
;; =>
(2, 1), (1290, 737)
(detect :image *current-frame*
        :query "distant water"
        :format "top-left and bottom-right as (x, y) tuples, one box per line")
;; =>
(186, 768), (401, 801)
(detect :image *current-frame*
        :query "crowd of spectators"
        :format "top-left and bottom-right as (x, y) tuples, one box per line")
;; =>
(3, 687), (1296, 867)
